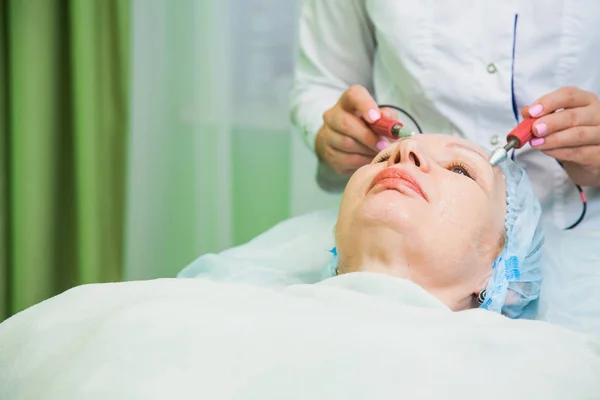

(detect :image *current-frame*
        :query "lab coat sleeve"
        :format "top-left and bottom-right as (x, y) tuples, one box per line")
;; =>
(289, 0), (376, 192)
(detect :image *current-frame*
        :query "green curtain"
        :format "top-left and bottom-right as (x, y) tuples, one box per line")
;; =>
(0, 0), (130, 321)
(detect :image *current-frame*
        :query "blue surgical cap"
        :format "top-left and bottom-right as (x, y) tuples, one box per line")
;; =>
(324, 158), (544, 319)
(479, 157), (544, 318)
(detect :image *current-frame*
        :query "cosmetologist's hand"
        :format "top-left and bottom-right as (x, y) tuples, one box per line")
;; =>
(315, 85), (395, 177)
(522, 86), (600, 187)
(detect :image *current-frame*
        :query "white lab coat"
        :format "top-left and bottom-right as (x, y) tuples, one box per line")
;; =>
(290, 0), (600, 230)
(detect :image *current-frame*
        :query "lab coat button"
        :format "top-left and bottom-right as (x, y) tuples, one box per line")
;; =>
(490, 135), (499, 145)
(487, 63), (497, 74)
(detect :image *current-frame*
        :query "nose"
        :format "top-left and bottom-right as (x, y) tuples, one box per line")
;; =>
(386, 139), (430, 172)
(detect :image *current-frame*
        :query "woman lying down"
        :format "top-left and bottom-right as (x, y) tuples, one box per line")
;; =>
(1, 135), (599, 400)
(179, 133), (544, 318)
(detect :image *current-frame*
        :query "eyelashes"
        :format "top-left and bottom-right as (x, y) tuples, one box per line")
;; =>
(372, 153), (476, 180)
(446, 161), (476, 180)
(371, 149), (393, 164)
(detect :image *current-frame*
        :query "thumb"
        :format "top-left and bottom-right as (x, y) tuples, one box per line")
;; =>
(339, 85), (381, 124)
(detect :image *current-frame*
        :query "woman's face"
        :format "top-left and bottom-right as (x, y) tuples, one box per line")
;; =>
(335, 134), (507, 310)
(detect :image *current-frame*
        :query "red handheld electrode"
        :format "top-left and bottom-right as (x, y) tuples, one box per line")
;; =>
(370, 116), (414, 139)
(370, 116), (404, 138)
(506, 117), (537, 149)
(489, 117), (538, 166)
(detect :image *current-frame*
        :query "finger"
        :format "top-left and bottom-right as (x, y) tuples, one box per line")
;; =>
(340, 153), (373, 172)
(380, 107), (399, 120)
(374, 136), (394, 152)
(338, 85), (381, 123)
(324, 107), (380, 151)
(341, 167), (362, 177)
(326, 148), (373, 176)
(541, 145), (600, 167)
(531, 106), (600, 138)
(328, 129), (377, 156)
(526, 86), (596, 118)
(530, 126), (600, 149)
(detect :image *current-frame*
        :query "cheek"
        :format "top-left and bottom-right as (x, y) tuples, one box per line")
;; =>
(437, 183), (490, 224)
(337, 170), (374, 231)
(433, 183), (494, 250)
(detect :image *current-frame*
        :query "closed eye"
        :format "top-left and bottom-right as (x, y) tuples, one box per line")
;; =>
(447, 161), (475, 180)
(372, 150), (392, 164)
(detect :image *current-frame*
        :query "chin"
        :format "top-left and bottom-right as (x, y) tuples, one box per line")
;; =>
(355, 191), (425, 230)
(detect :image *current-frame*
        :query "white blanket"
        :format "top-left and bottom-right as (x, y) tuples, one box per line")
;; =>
(178, 209), (600, 336)
(1, 273), (599, 400)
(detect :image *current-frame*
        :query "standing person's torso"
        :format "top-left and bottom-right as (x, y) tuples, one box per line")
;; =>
(367, 0), (600, 230)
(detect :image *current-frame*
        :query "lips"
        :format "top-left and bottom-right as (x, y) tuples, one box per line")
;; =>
(369, 168), (427, 200)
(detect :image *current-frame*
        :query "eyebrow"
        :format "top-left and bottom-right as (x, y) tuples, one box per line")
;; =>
(445, 142), (489, 162)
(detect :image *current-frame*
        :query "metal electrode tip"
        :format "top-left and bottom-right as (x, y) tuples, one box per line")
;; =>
(392, 125), (416, 139)
(489, 148), (507, 166)
(489, 137), (521, 166)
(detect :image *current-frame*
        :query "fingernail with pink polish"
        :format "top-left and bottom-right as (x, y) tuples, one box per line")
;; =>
(535, 123), (547, 136)
(529, 104), (543, 117)
(530, 137), (545, 147)
(376, 140), (389, 151)
(368, 109), (381, 122)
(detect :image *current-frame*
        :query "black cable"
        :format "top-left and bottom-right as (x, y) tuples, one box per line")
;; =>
(377, 104), (424, 134)
(557, 161), (587, 230)
(565, 184), (587, 230)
